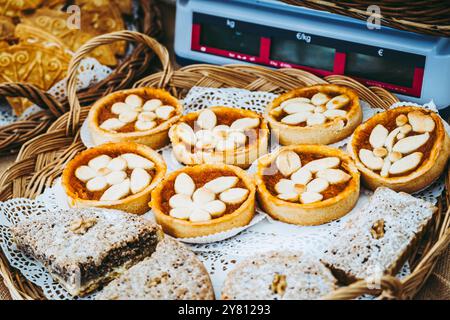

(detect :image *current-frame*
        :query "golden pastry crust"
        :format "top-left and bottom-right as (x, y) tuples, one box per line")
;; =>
(264, 84), (362, 145)
(62, 142), (167, 214)
(169, 106), (269, 169)
(255, 145), (360, 226)
(348, 106), (450, 193)
(151, 164), (256, 238)
(88, 88), (182, 149)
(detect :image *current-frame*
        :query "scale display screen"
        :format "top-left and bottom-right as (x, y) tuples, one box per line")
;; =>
(270, 38), (335, 71)
(199, 24), (260, 57)
(191, 12), (426, 97)
(345, 52), (415, 88)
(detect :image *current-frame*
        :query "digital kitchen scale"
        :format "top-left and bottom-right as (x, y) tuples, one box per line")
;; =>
(175, 0), (450, 108)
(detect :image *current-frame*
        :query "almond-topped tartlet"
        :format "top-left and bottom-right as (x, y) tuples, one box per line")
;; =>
(62, 142), (166, 214)
(255, 145), (360, 226)
(88, 88), (182, 149)
(151, 164), (256, 238)
(348, 106), (450, 193)
(168, 107), (269, 168)
(265, 84), (362, 145)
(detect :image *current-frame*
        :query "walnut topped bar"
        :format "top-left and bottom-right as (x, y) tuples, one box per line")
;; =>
(12, 207), (163, 296)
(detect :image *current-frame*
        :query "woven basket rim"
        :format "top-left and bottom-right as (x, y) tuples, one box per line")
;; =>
(281, 0), (450, 37)
(0, 31), (449, 300)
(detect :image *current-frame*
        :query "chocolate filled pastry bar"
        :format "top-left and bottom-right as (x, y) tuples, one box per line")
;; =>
(96, 238), (215, 300)
(12, 208), (163, 296)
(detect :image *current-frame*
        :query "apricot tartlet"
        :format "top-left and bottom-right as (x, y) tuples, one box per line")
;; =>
(348, 106), (450, 193)
(150, 164), (256, 238)
(265, 84), (362, 145)
(168, 107), (269, 168)
(62, 142), (166, 214)
(255, 145), (360, 226)
(87, 88), (182, 149)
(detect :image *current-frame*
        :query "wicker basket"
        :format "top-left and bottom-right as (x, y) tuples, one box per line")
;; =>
(0, 0), (163, 156)
(281, 0), (450, 37)
(0, 30), (449, 300)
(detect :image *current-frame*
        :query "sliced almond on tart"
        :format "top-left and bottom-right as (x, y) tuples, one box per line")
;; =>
(325, 95), (350, 110)
(280, 112), (310, 125)
(274, 179), (296, 194)
(135, 120), (156, 131)
(125, 94), (143, 109)
(230, 117), (260, 131)
(306, 178), (329, 193)
(392, 132), (429, 154)
(359, 149), (383, 170)
(130, 168), (151, 194)
(111, 102), (132, 114)
(300, 192), (323, 204)
(311, 93), (330, 106)
(192, 187), (216, 204)
(142, 99), (162, 112)
(155, 106), (175, 120)
(100, 118), (125, 131)
(100, 179), (131, 201)
(169, 193), (193, 208)
(389, 152), (423, 175)
(107, 157), (127, 171)
(202, 200), (226, 218)
(121, 153), (154, 170)
(219, 188), (249, 204)
(204, 176), (239, 193)
(275, 150), (302, 177)
(86, 176), (108, 192)
(88, 155), (112, 171)
(303, 157), (340, 173)
(316, 169), (351, 184)
(324, 109), (347, 119)
(75, 165), (96, 182)
(105, 170), (127, 185)
(369, 124), (389, 149)
(283, 102), (315, 114)
(119, 110), (138, 123)
(408, 111), (435, 133)
(174, 172), (196, 196)
(169, 207), (192, 220)
(280, 97), (310, 108)
(306, 113), (326, 126)
(291, 167), (313, 185)
(197, 109), (217, 130)
(277, 193), (299, 202)
(189, 209), (212, 222)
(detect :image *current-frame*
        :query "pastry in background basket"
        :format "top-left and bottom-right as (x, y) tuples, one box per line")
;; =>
(323, 187), (437, 282)
(169, 107), (269, 168)
(0, 0), (42, 17)
(255, 145), (360, 226)
(264, 84), (362, 145)
(221, 251), (337, 300)
(96, 238), (215, 300)
(0, 42), (71, 115)
(348, 106), (450, 193)
(151, 163), (256, 238)
(88, 88), (183, 149)
(21, 8), (119, 66)
(12, 207), (164, 296)
(62, 142), (166, 214)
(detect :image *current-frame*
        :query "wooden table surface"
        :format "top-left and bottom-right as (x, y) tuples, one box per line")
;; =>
(0, 1), (448, 300)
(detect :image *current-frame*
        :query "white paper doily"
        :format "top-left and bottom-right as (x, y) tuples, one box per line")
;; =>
(0, 58), (111, 126)
(0, 87), (446, 300)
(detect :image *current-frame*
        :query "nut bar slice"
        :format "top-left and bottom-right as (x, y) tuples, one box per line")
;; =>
(12, 208), (163, 296)
(96, 238), (215, 300)
(323, 187), (437, 282)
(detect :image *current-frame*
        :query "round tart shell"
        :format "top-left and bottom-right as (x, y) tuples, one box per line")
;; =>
(264, 84), (362, 145)
(62, 142), (167, 215)
(255, 145), (360, 226)
(348, 106), (450, 193)
(88, 88), (183, 149)
(169, 106), (269, 169)
(151, 164), (256, 238)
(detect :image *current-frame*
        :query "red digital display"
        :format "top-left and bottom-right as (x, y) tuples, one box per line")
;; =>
(191, 17), (425, 97)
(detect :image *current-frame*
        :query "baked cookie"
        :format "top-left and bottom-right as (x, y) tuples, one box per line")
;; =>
(222, 251), (337, 300)
(88, 88), (182, 149)
(151, 163), (255, 238)
(265, 84), (362, 145)
(62, 142), (166, 214)
(169, 107), (269, 168)
(96, 238), (215, 300)
(12, 207), (163, 296)
(348, 106), (450, 193)
(323, 187), (437, 282)
(255, 145), (360, 225)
